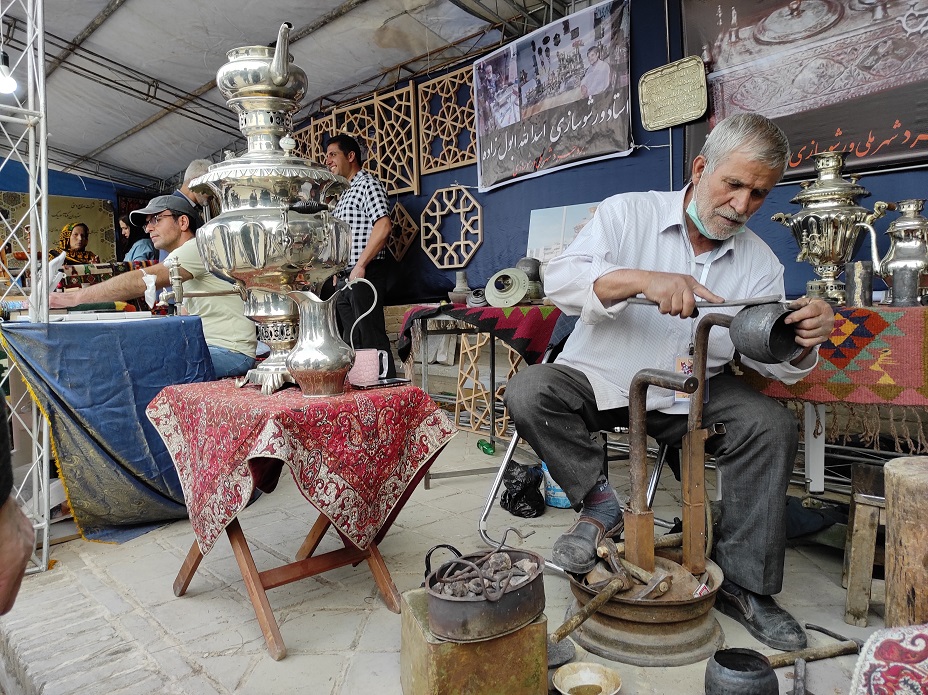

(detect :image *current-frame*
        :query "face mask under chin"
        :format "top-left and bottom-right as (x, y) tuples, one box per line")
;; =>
(686, 185), (745, 241)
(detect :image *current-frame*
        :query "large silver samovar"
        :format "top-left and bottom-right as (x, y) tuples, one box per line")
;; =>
(772, 151), (887, 305)
(191, 23), (352, 394)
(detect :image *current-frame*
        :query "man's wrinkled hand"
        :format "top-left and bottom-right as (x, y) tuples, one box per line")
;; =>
(642, 271), (724, 318)
(785, 297), (835, 348)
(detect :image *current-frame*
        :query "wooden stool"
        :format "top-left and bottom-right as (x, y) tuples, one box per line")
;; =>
(844, 491), (885, 627)
(843, 462), (885, 627)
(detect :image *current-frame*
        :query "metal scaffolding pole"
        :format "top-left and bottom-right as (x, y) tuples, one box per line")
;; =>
(1, 0), (51, 573)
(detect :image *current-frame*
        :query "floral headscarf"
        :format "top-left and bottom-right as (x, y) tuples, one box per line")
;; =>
(52, 223), (100, 265)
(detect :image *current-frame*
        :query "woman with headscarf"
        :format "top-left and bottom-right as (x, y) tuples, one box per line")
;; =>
(51, 223), (100, 264)
(118, 215), (156, 262)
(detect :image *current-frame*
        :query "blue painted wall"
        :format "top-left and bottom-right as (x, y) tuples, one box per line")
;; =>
(0, 159), (144, 207)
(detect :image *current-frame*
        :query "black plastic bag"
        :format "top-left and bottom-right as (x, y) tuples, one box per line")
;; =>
(499, 460), (546, 518)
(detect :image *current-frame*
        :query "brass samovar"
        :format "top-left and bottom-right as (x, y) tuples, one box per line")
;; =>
(772, 151), (887, 304)
(191, 23), (351, 394)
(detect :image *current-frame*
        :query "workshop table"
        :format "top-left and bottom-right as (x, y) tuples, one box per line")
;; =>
(146, 380), (456, 660)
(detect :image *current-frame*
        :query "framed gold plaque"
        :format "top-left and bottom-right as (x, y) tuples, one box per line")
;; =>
(638, 56), (707, 131)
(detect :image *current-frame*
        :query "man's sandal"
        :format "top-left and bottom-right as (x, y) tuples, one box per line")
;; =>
(552, 516), (624, 574)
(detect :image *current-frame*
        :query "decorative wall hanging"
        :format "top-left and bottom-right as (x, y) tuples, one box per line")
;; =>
(417, 65), (477, 175)
(420, 185), (483, 269)
(294, 113), (334, 164)
(335, 99), (379, 176)
(375, 86), (419, 195)
(682, 0), (928, 178)
(474, 0), (632, 192)
(388, 201), (418, 261)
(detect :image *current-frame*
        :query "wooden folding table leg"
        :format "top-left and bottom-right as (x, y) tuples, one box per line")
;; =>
(174, 539), (204, 597)
(365, 542), (401, 613)
(295, 514), (331, 561)
(226, 518), (288, 660)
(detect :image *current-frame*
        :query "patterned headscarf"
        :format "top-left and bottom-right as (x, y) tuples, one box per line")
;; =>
(52, 223), (100, 265)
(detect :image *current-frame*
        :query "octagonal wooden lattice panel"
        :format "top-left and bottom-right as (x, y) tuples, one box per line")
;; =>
(388, 201), (418, 262)
(294, 113), (334, 165)
(335, 99), (379, 176)
(375, 86), (419, 195)
(417, 65), (476, 175)
(420, 185), (482, 269)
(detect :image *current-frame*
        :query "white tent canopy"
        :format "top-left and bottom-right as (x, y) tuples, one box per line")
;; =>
(0, 0), (570, 190)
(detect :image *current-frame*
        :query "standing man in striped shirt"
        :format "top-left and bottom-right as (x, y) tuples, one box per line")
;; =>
(325, 134), (397, 378)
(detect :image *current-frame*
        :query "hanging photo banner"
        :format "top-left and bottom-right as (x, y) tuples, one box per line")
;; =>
(474, 0), (632, 192)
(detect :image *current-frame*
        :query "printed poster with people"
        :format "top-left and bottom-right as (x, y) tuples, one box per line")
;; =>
(474, 0), (632, 192)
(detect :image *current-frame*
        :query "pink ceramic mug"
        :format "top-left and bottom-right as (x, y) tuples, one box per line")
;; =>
(348, 349), (389, 385)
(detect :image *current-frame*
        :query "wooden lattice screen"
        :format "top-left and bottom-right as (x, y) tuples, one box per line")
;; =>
(375, 86), (419, 195)
(420, 185), (482, 268)
(294, 113), (335, 164)
(335, 99), (379, 178)
(294, 65), (477, 194)
(388, 202), (419, 261)
(417, 65), (477, 175)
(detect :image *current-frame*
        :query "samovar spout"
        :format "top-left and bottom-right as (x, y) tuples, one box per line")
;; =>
(269, 22), (293, 86)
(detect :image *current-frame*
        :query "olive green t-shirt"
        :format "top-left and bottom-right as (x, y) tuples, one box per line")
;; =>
(167, 239), (256, 358)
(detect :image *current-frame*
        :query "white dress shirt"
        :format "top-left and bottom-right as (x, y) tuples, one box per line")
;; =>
(545, 187), (818, 412)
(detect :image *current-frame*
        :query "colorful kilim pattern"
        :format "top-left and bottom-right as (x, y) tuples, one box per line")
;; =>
(743, 306), (928, 406)
(398, 304), (563, 366)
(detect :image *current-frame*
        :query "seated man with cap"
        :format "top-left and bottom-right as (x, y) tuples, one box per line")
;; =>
(50, 195), (257, 379)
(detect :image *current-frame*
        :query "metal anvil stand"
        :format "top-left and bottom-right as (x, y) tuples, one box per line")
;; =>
(624, 312), (733, 575)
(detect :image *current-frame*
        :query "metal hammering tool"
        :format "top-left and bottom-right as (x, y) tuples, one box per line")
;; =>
(767, 623), (865, 669)
(792, 657), (807, 695)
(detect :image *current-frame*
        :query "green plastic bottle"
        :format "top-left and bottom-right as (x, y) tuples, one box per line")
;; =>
(477, 438), (495, 455)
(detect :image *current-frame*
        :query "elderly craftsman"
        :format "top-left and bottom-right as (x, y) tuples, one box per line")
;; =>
(504, 113), (835, 652)
(49, 195), (256, 379)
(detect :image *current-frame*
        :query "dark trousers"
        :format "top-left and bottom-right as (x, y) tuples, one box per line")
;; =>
(504, 363), (799, 594)
(326, 258), (397, 378)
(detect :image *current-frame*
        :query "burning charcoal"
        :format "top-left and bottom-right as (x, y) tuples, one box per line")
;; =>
(510, 574), (530, 587)
(449, 580), (468, 597)
(485, 552), (512, 574)
(466, 578), (484, 595)
(513, 559), (537, 575)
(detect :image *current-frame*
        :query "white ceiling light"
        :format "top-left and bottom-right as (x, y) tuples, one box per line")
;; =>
(0, 51), (17, 94)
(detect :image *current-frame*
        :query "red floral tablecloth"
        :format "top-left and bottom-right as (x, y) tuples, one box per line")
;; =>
(146, 381), (456, 555)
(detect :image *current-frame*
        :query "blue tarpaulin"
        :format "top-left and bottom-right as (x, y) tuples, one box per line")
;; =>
(1, 316), (215, 542)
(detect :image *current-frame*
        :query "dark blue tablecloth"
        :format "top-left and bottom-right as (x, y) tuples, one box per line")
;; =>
(1, 316), (215, 542)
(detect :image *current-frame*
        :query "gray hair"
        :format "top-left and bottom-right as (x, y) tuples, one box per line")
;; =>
(183, 158), (212, 184)
(698, 113), (791, 178)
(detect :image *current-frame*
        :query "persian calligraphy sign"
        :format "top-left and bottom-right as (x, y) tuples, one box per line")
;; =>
(682, 0), (928, 178)
(474, 0), (632, 192)
(639, 56), (707, 131)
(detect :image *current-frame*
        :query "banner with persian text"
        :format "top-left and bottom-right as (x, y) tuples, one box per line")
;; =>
(682, 0), (928, 178)
(474, 0), (632, 192)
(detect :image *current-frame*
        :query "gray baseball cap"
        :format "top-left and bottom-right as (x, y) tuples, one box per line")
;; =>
(129, 194), (200, 228)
